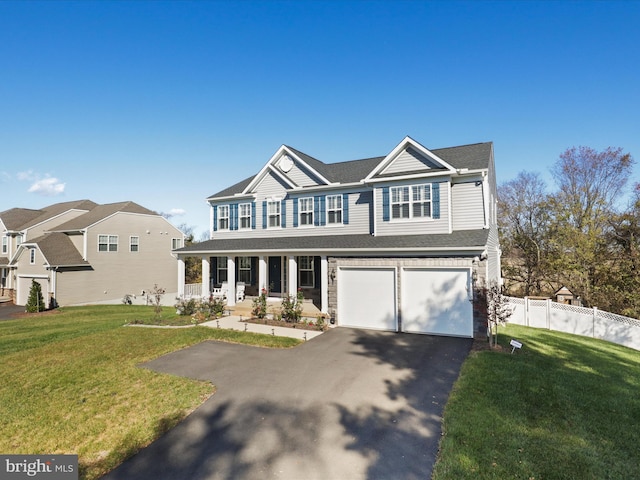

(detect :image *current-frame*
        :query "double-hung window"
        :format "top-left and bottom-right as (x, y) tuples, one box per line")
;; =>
(391, 184), (432, 219)
(391, 186), (410, 219)
(172, 238), (183, 250)
(217, 256), (228, 283)
(238, 256), (251, 283)
(130, 236), (139, 252)
(268, 201), (281, 228)
(299, 197), (313, 226)
(1, 236), (7, 254)
(239, 203), (252, 229)
(326, 195), (342, 224)
(298, 256), (314, 287)
(98, 235), (118, 252)
(218, 205), (230, 230)
(412, 184), (432, 217)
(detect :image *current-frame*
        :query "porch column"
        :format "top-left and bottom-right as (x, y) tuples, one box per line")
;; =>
(259, 256), (267, 291)
(320, 255), (328, 313)
(201, 257), (210, 298)
(287, 255), (297, 299)
(227, 256), (236, 306)
(177, 257), (185, 297)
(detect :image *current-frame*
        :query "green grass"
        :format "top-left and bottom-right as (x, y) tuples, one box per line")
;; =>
(0, 305), (300, 479)
(433, 324), (640, 480)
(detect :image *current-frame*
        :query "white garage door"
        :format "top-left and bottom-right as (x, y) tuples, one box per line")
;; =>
(338, 267), (397, 331)
(17, 276), (49, 307)
(401, 268), (473, 337)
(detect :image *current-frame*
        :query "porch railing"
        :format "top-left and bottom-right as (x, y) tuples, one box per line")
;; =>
(183, 283), (202, 298)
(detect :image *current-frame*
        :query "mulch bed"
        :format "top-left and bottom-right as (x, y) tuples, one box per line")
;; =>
(243, 317), (327, 332)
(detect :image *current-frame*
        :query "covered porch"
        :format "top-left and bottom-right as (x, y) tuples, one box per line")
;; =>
(178, 253), (330, 314)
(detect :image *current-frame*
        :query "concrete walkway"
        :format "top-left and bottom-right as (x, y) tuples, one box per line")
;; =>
(200, 315), (325, 341)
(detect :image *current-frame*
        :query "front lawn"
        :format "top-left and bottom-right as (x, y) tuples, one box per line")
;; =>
(0, 305), (299, 479)
(433, 324), (640, 480)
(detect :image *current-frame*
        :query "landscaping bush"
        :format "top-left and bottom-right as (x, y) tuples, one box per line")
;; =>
(25, 279), (46, 313)
(281, 289), (304, 323)
(252, 288), (268, 319)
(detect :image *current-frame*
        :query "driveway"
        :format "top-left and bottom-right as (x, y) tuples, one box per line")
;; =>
(102, 328), (472, 480)
(0, 302), (25, 320)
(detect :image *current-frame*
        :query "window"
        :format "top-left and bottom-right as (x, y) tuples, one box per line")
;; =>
(172, 238), (183, 250)
(98, 235), (118, 252)
(268, 201), (281, 228)
(217, 256), (228, 283)
(299, 256), (314, 287)
(238, 256), (251, 283)
(391, 186), (410, 219)
(218, 205), (229, 230)
(391, 184), (432, 219)
(411, 184), (432, 218)
(239, 203), (252, 229)
(1, 236), (7, 254)
(326, 195), (343, 224)
(29, 248), (36, 264)
(299, 197), (313, 226)
(130, 236), (139, 252)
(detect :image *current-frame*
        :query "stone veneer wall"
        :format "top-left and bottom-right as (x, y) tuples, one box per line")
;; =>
(327, 256), (488, 334)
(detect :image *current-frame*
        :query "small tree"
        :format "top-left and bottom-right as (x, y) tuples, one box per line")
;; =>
(484, 281), (512, 348)
(25, 279), (46, 313)
(149, 284), (166, 319)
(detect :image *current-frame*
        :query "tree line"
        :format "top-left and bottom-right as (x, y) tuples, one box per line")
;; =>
(499, 146), (639, 318)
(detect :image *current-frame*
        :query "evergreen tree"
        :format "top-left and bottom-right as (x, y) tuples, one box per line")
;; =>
(25, 279), (46, 313)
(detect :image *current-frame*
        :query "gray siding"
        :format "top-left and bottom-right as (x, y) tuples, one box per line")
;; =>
(211, 190), (372, 240)
(252, 171), (289, 200)
(451, 181), (485, 231)
(381, 147), (440, 175)
(374, 179), (451, 236)
(286, 161), (322, 187)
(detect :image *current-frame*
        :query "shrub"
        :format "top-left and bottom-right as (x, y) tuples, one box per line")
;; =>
(175, 297), (199, 316)
(281, 289), (304, 323)
(25, 280), (46, 313)
(149, 284), (166, 319)
(252, 288), (268, 319)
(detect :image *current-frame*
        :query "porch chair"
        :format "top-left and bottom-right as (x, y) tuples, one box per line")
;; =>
(236, 282), (246, 302)
(211, 281), (228, 300)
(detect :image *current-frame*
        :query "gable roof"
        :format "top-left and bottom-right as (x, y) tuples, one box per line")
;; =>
(0, 200), (99, 231)
(207, 139), (492, 199)
(51, 201), (158, 231)
(26, 232), (90, 267)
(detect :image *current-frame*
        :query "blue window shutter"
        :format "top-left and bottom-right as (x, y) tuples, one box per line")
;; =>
(293, 198), (299, 227)
(262, 201), (267, 229)
(342, 193), (349, 224)
(251, 201), (256, 229)
(231, 203), (238, 230)
(382, 187), (390, 222)
(281, 200), (286, 228)
(320, 195), (326, 226)
(313, 196), (321, 226)
(213, 205), (218, 232)
(433, 183), (440, 219)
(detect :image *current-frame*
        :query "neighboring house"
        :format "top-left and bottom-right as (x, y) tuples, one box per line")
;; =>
(0, 200), (184, 307)
(175, 136), (501, 337)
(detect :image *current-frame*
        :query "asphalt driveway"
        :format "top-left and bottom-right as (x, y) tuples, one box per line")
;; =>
(102, 328), (472, 480)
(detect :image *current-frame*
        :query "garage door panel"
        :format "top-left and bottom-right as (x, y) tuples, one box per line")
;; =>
(338, 267), (397, 331)
(402, 268), (472, 337)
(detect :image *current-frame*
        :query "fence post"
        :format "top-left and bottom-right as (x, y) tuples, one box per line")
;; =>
(593, 307), (598, 338)
(525, 296), (529, 326)
(547, 299), (552, 330)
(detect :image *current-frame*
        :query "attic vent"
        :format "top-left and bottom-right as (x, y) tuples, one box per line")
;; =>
(278, 155), (294, 173)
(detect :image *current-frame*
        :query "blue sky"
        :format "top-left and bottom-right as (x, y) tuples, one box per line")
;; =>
(1, 0), (639, 238)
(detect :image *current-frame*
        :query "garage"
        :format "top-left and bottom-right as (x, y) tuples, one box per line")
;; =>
(337, 267), (397, 331)
(401, 268), (473, 337)
(17, 275), (49, 307)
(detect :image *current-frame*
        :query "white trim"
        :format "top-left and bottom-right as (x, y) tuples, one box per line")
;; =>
(320, 256), (328, 313)
(365, 136), (457, 181)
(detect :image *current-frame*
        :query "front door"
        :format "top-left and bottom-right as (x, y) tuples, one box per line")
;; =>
(268, 256), (282, 295)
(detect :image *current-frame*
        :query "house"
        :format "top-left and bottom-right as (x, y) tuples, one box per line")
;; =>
(174, 136), (501, 337)
(0, 200), (184, 307)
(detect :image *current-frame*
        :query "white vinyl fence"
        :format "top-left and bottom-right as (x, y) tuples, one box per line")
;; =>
(507, 297), (640, 351)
